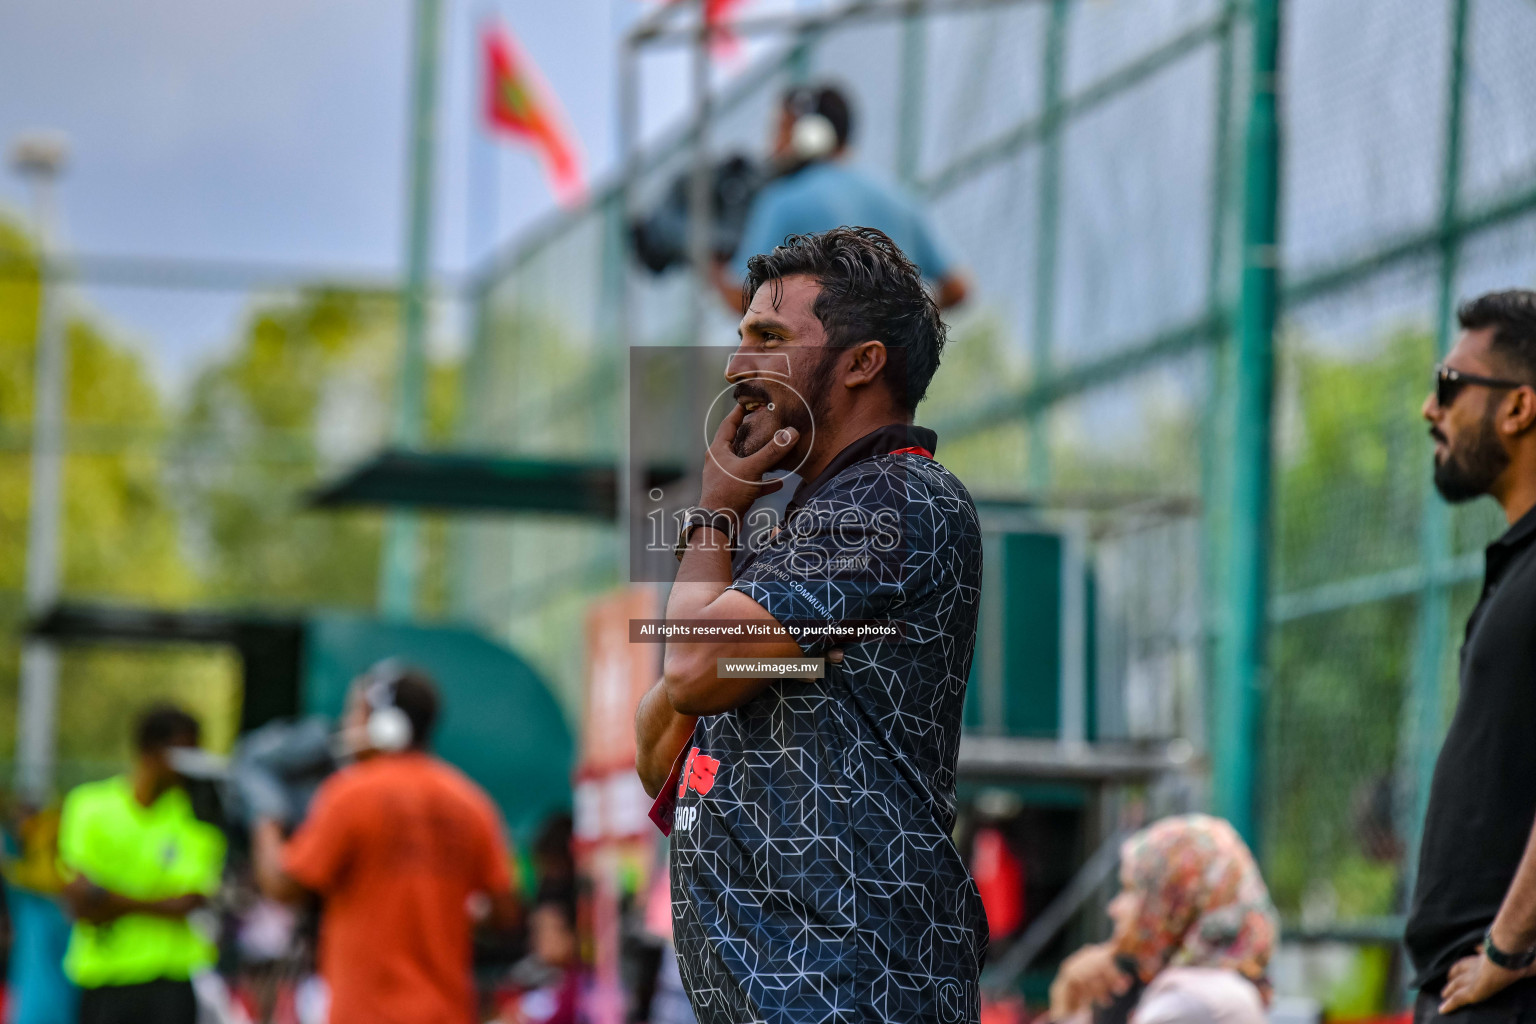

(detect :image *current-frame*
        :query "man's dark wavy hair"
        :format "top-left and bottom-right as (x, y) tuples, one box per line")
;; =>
(1460, 289), (1536, 381)
(742, 226), (946, 412)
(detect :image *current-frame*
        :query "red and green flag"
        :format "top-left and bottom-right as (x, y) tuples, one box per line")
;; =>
(483, 23), (584, 206)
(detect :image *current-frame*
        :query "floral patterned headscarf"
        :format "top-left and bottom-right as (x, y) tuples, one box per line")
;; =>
(1116, 814), (1278, 988)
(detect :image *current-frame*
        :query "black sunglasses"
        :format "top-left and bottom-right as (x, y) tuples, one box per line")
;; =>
(1434, 362), (1528, 408)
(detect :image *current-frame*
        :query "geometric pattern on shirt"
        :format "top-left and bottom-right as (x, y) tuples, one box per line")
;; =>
(672, 451), (987, 1024)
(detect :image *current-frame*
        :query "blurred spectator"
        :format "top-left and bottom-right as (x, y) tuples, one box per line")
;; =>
(251, 662), (520, 1024)
(2, 801), (77, 1024)
(712, 83), (970, 312)
(972, 824), (1027, 942)
(531, 813), (575, 894)
(1048, 815), (1278, 1024)
(498, 891), (586, 1024)
(57, 704), (227, 1024)
(640, 862), (694, 1024)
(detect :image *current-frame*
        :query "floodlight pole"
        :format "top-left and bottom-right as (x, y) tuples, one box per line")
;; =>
(380, 0), (444, 619)
(1212, 0), (1281, 844)
(12, 133), (69, 803)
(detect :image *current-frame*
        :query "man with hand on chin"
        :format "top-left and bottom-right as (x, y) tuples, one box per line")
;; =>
(636, 226), (986, 1024)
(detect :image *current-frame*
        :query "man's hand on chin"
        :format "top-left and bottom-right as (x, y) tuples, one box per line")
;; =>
(698, 404), (799, 518)
(1440, 948), (1536, 1013)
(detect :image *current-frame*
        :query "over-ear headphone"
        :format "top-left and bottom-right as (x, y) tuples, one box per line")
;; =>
(362, 660), (413, 753)
(791, 112), (838, 162)
(785, 86), (847, 163)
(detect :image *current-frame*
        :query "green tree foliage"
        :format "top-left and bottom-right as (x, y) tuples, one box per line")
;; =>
(173, 289), (396, 609)
(3, 214), (462, 778)
(921, 314), (1029, 494)
(1263, 325), (1502, 917)
(172, 286), (462, 615)
(0, 219), (231, 767)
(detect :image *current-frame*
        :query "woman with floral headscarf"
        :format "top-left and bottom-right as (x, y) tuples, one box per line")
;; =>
(1048, 814), (1278, 1024)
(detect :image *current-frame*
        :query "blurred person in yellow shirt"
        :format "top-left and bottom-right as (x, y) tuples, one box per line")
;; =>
(57, 704), (226, 1024)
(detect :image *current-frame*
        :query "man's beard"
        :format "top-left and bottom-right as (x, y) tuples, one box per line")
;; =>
(1433, 403), (1509, 503)
(729, 348), (838, 458)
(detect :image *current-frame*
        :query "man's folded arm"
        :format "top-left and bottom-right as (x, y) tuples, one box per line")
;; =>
(661, 588), (804, 716)
(636, 679), (697, 798)
(61, 876), (205, 925)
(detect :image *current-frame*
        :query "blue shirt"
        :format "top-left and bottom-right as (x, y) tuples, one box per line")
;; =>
(670, 427), (987, 1024)
(732, 163), (956, 281)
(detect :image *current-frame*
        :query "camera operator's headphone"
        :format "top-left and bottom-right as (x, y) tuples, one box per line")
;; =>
(362, 660), (413, 753)
(785, 86), (846, 162)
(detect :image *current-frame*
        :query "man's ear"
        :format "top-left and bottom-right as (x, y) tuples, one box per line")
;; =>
(1505, 387), (1536, 437)
(842, 340), (888, 388)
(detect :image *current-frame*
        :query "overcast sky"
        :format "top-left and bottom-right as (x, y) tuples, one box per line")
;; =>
(0, 0), (798, 392)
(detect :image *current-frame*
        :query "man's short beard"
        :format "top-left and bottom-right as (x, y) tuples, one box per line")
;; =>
(1434, 402), (1509, 503)
(729, 348), (840, 458)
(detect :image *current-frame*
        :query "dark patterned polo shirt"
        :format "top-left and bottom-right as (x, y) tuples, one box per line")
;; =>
(670, 425), (987, 1024)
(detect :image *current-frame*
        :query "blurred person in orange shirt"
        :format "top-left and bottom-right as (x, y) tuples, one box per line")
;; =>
(251, 663), (520, 1024)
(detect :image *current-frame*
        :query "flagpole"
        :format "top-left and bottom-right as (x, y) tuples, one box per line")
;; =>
(471, 6), (501, 262)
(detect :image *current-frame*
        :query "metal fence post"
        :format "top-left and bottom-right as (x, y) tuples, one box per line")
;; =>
(1027, 0), (1070, 491)
(896, 1), (928, 187)
(1400, 0), (1471, 895)
(380, 0), (443, 619)
(1199, 0), (1239, 770)
(1213, 0), (1281, 843)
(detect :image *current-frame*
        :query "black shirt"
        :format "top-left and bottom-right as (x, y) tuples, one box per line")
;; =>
(670, 426), (987, 1024)
(1406, 504), (1536, 991)
(784, 424), (938, 512)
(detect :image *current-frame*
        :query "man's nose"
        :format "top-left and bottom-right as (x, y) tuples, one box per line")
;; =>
(726, 350), (788, 382)
(1422, 391), (1438, 422)
(725, 349), (753, 382)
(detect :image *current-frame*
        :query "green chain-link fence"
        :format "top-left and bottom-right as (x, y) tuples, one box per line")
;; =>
(457, 0), (1536, 944)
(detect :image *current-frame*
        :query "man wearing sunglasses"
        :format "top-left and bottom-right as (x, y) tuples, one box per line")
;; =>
(1407, 289), (1536, 1023)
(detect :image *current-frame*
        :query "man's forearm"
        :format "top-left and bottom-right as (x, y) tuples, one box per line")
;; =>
(636, 680), (698, 798)
(667, 525), (736, 614)
(1491, 816), (1536, 951)
(658, 418), (802, 715)
(935, 272), (969, 309)
(252, 819), (309, 905)
(661, 531), (772, 715)
(64, 878), (201, 924)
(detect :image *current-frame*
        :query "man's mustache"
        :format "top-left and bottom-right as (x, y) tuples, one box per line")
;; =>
(733, 381), (773, 404)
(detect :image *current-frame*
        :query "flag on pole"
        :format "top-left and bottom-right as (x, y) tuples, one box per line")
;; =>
(483, 23), (585, 206)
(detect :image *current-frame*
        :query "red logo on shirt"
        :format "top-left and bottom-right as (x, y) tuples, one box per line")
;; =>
(677, 747), (720, 798)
